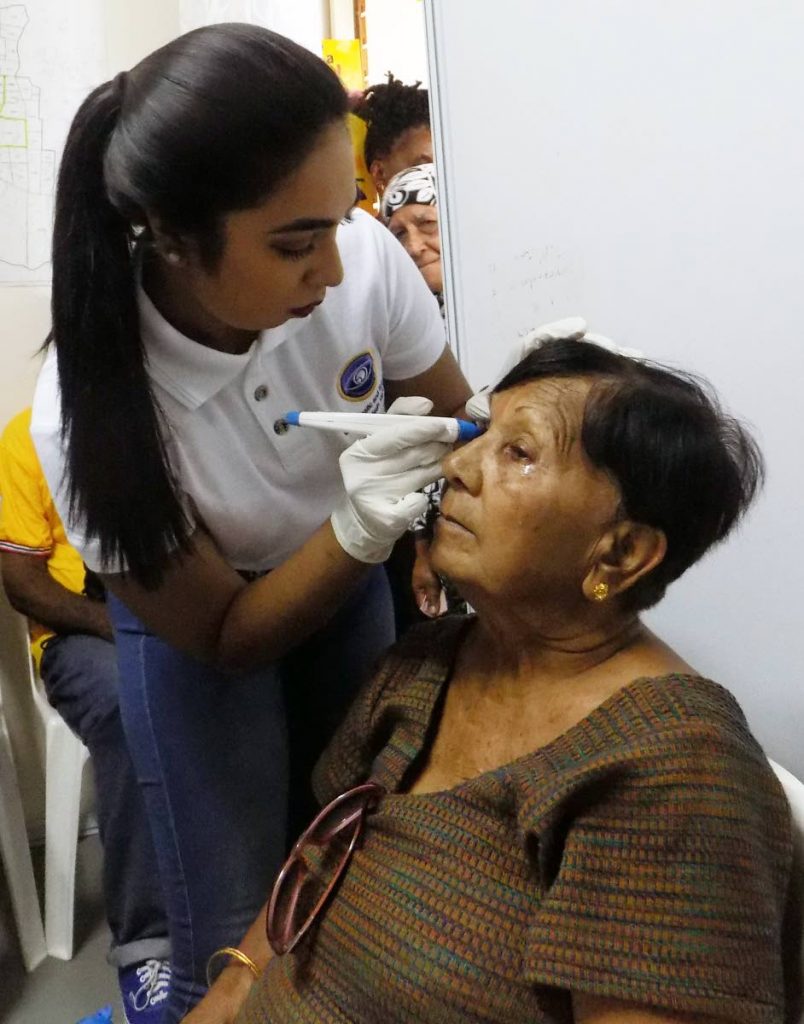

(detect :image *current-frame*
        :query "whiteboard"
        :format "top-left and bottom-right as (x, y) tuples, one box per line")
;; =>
(426, 0), (804, 775)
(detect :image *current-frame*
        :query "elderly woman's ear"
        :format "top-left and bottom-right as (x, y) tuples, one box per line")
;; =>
(583, 521), (667, 603)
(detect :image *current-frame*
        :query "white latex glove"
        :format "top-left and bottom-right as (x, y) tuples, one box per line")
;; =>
(465, 316), (643, 421)
(331, 396), (455, 564)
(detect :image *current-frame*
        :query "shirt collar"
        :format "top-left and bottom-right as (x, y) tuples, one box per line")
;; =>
(138, 284), (256, 410)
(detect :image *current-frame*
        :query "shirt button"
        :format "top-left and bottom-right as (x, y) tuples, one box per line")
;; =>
(253, 384), (268, 401)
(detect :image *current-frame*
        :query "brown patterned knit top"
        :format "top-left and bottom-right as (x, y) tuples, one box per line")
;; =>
(239, 616), (795, 1024)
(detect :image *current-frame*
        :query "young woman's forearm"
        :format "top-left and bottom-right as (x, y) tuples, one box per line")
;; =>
(104, 521), (369, 673)
(104, 415), (455, 671)
(216, 521), (369, 671)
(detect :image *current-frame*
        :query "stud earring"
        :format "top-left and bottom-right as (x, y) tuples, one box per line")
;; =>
(165, 250), (181, 265)
(592, 582), (609, 602)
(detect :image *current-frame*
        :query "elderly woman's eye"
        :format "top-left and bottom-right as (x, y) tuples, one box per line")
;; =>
(506, 443), (532, 461)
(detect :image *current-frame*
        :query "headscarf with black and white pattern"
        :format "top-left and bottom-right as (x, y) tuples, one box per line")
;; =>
(380, 162), (437, 223)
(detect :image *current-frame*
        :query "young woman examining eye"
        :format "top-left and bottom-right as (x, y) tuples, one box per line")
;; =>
(31, 25), (469, 1022)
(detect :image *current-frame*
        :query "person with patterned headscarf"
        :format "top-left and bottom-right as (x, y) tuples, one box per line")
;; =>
(381, 163), (443, 304)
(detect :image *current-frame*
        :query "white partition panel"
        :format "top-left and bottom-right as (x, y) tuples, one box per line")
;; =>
(425, 0), (804, 774)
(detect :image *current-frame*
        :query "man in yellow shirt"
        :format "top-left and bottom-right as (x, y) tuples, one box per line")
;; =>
(0, 409), (169, 1023)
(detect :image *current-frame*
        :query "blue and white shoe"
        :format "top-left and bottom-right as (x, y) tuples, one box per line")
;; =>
(119, 958), (171, 1024)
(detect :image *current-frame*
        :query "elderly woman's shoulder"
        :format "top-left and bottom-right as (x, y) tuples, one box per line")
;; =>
(549, 670), (773, 778)
(518, 674), (795, 1024)
(514, 670), (790, 843)
(616, 670), (757, 747)
(619, 671), (769, 766)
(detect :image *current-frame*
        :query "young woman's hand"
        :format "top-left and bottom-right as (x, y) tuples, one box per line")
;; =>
(331, 397), (455, 564)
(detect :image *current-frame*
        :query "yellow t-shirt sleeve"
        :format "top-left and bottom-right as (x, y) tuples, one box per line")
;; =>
(0, 412), (53, 556)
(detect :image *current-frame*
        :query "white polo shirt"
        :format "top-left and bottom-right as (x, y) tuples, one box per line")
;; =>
(31, 209), (445, 573)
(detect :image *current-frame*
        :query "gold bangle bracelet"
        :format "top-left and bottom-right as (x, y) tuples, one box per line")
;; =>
(206, 945), (260, 988)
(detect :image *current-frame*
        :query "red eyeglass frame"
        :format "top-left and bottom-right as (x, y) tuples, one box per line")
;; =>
(266, 780), (385, 956)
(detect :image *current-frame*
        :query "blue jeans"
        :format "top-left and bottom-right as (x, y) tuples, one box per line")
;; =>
(108, 566), (394, 1023)
(39, 633), (169, 968)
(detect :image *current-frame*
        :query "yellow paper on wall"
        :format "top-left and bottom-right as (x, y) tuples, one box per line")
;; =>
(322, 38), (364, 92)
(348, 112), (379, 215)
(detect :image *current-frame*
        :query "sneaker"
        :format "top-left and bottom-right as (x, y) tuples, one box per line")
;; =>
(75, 1008), (114, 1024)
(119, 958), (171, 1023)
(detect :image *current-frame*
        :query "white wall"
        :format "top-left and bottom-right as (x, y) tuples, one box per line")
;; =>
(0, 287), (50, 830)
(0, 0), (182, 836)
(427, 0), (804, 776)
(179, 0), (330, 55)
(366, 0), (428, 86)
(107, 0), (182, 69)
(329, 0), (355, 40)
(0, 291), (47, 428)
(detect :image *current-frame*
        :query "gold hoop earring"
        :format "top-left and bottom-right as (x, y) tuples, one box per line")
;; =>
(592, 582), (609, 602)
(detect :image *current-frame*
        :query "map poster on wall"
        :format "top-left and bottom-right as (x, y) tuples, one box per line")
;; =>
(0, 1), (105, 285)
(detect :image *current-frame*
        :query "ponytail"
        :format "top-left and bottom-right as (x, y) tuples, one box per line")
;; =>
(47, 25), (348, 588)
(48, 76), (191, 587)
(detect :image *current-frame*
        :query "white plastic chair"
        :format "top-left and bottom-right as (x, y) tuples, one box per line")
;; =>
(12, 612), (90, 960)
(0, 679), (47, 971)
(769, 759), (804, 1024)
(29, 654), (90, 959)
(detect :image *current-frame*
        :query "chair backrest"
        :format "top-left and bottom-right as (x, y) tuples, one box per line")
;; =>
(0, 600), (63, 760)
(0, 591), (48, 833)
(769, 759), (804, 1024)
(7, 607), (59, 725)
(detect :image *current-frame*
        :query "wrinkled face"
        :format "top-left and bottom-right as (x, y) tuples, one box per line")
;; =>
(373, 124), (433, 190)
(180, 120), (356, 333)
(387, 202), (442, 294)
(431, 378), (623, 606)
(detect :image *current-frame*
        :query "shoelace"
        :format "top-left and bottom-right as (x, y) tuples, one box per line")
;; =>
(130, 959), (171, 1011)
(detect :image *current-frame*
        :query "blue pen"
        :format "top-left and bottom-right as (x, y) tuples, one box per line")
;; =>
(281, 410), (483, 442)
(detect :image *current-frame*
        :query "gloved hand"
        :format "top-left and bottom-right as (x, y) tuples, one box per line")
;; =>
(331, 396), (455, 564)
(465, 316), (643, 422)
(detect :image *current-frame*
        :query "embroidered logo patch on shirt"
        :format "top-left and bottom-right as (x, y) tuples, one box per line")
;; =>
(338, 351), (377, 402)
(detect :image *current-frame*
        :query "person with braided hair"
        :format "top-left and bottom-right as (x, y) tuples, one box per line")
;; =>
(353, 73), (433, 197)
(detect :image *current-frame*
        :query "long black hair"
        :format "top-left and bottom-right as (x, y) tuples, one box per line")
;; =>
(48, 24), (348, 587)
(495, 340), (764, 611)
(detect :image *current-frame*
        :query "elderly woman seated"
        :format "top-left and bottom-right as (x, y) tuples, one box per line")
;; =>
(190, 338), (794, 1024)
